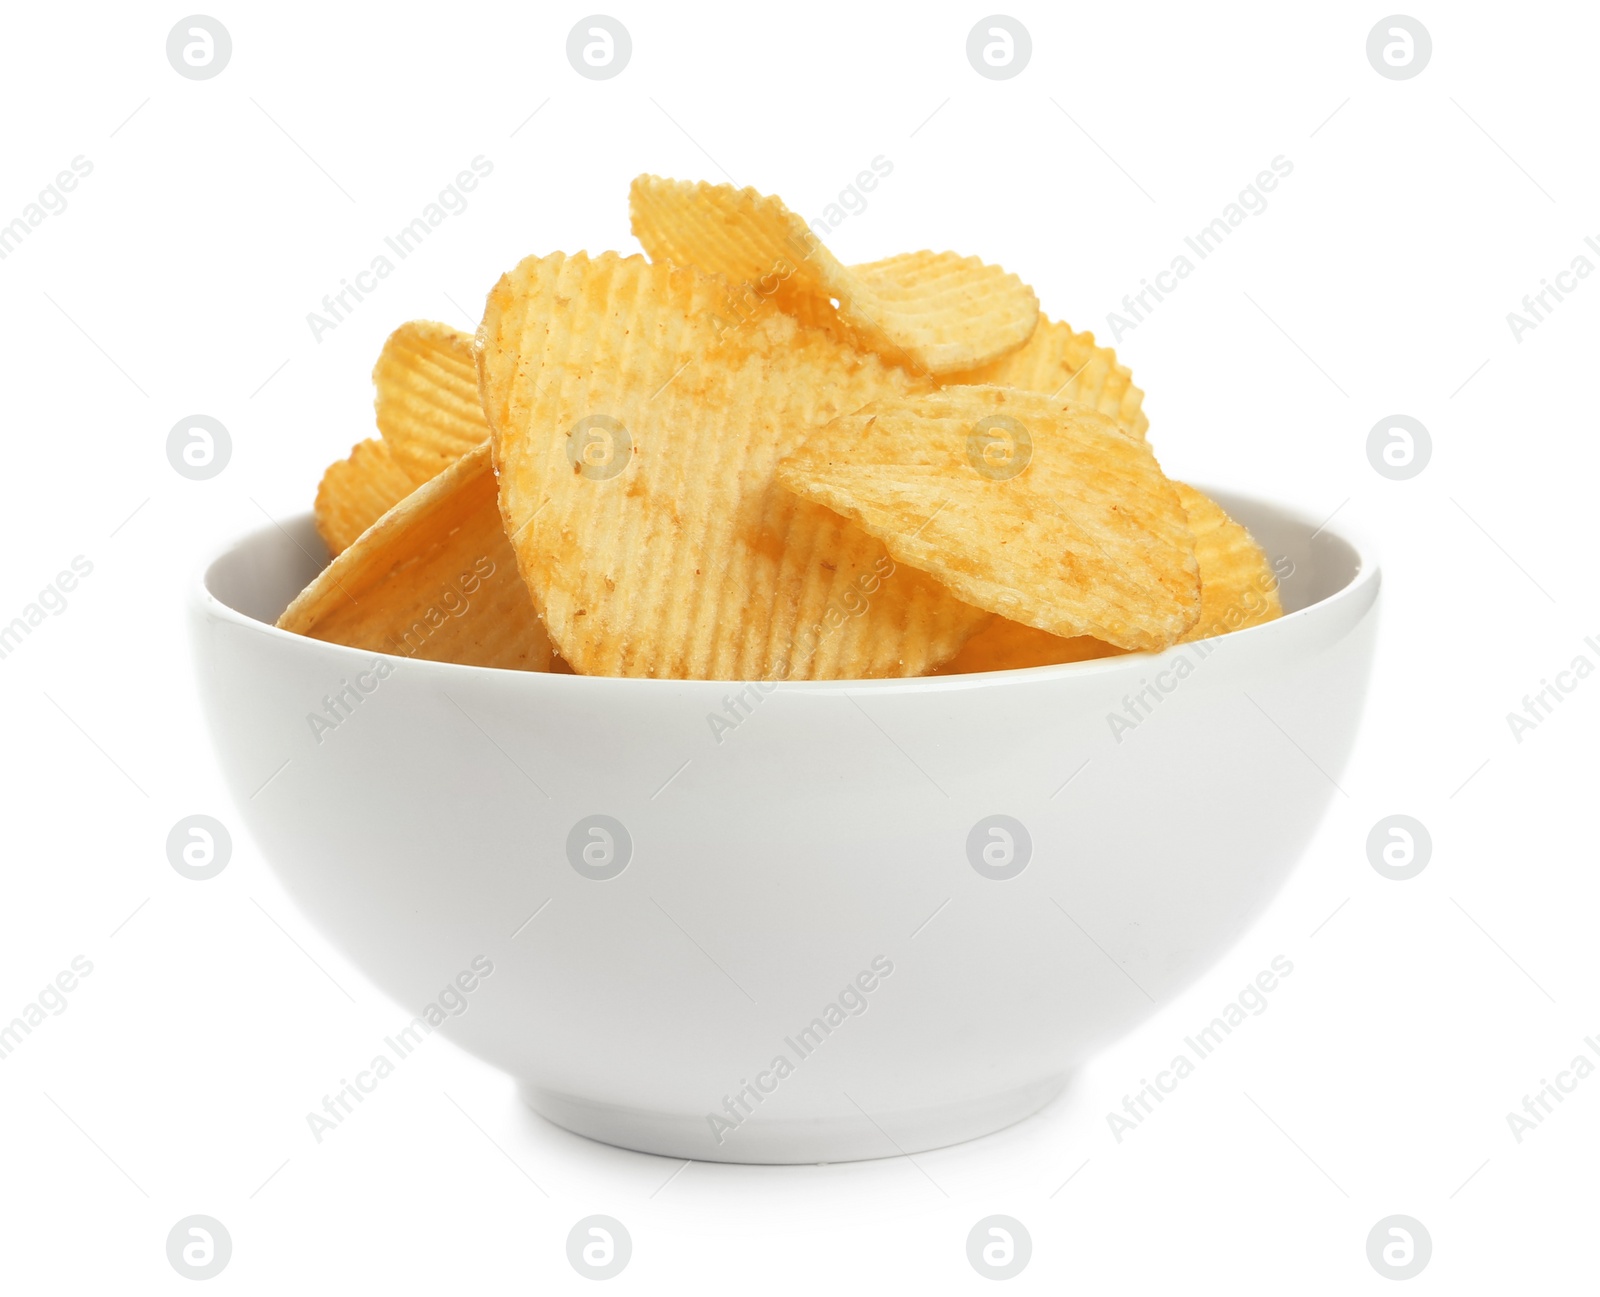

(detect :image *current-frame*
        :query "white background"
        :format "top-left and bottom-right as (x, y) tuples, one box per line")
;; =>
(1, 1), (1595, 1291)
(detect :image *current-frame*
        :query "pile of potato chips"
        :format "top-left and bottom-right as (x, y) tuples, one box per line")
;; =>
(278, 176), (1283, 679)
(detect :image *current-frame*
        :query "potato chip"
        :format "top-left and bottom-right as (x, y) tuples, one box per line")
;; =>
(476, 250), (989, 679)
(777, 386), (1199, 651)
(935, 486), (1281, 670)
(844, 250), (1041, 373)
(937, 618), (1122, 674)
(313, 437), (417, 556)
(628, 175), (1038, 375)
(1175, 482), (1283, 641)
(311, 321), (490, 554)
(281, 442), (553, 671)
(372, 320), (488, 481)
(945, 315), (1148, 437)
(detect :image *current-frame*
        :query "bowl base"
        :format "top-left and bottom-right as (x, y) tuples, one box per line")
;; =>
(519, 1074), (1068, 1164)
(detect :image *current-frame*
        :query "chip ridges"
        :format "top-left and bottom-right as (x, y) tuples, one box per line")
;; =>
(945, 315), (1148, 437)
(277, 176), (1282, 680)
(373, 320), (489, 481)
(313, 437), (417, 555)
(918, 486), (1285, 670)
(629, 175), (1039, 375)
(777, 385), (1200, 651)
(311, 321), (491, 556)
(282, 442), (553, 671)
(476, 250), (988, 679)
(848, 250), (1039, 374)
(1175, 483), (1284, 641)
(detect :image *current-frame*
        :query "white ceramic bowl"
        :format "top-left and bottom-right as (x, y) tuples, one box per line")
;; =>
(191, 490), (1378, 1164)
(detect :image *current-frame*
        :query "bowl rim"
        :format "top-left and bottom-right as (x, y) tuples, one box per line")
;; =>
(193, 486), (1379, 692)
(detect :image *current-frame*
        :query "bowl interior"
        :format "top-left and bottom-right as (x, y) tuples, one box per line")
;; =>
(1204, 490), (1361, 615)
(205, 514), (329, 625)
(203, 490), (1364, 634)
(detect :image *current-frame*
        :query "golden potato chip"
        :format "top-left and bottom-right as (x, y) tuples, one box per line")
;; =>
(313, 437), (417, 556)
(628, 175), (1038, 375)
(476, 250), (989, 679)
(281, 442), (553, 671)
(935, 486), (1281, 669)
(844, 250), (1041, 373)
(777, 386), (1199, 651)
(945, 315), (1148, 437)
(1175, 482), (1283, 641)
(311, 321), (490, 554)
(936, 618), (1122, 674)
(372, 320), (488, 481)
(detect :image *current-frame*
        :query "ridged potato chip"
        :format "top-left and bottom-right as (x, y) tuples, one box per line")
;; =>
(312, 321), (491, 555)
(1176, 483), (1283, 640)
(476, 250), (989, 679)
(629, 175), (1038, 375)
(313, 437), (417, 555)
(945, 315), (1148, 437)
(937, 618), (1123, 674)
(373, 320), (489, 481)
(936, 485), (1279, 670)
(281, 443), (553, 671)
(777, 386), (1199, 651)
